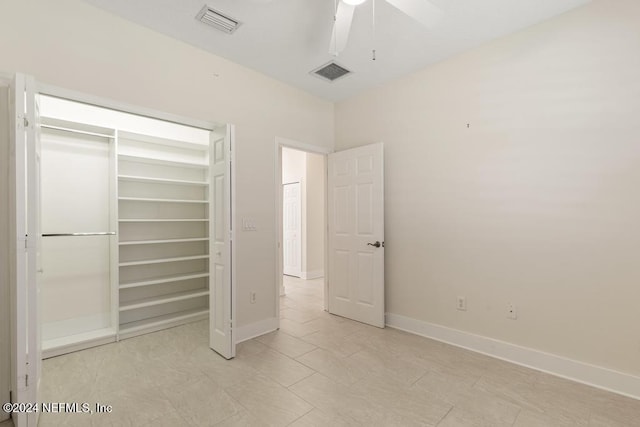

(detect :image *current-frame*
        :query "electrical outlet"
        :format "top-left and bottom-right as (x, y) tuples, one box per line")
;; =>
(250, 291), (257, 304)
(507, 303), (517, 320)
(456, 296), (467, 311)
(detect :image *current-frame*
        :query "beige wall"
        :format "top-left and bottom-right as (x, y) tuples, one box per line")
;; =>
(336, 0), (640, 376)
(0, 0), (334, 329)
(305, 153), (325, 275)
(0, 85), (11, 422)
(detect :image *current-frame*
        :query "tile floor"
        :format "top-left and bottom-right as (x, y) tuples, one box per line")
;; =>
(39, 276), (640, 426)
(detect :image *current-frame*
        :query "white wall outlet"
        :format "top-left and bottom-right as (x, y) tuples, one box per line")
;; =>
(250, 291), (257, 304)
(507, 303), (517, 320)
(456, 296), (467, 311)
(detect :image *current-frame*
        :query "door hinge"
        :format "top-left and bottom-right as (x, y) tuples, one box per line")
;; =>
(25, 374), (29, 388)
(23, 117), (29, 127)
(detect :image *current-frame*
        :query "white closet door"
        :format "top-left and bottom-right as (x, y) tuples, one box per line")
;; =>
(283, 182), (302, 277)
(209, 125), (235, 359)
(10, 73), (41, 427)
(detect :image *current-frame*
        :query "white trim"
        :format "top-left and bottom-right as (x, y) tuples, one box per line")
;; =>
(235, 317), (279, 343)
(385, 313), (640, 401)
(229, 125), (237, 358)
(43, 331), (116, 359)
(301, 270), (324, 280)
(0, 82), (11, 423)
(275, 137), (333, 156)
(36, 82), (218, 132)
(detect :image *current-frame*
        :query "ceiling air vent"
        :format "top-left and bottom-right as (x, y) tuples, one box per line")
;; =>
(196, 5), (241, 34)
(311, 61), (352, 82)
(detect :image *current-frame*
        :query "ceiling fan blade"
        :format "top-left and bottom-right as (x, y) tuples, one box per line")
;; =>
(329, 2), (356, 55)
(385, 0), (444, 28)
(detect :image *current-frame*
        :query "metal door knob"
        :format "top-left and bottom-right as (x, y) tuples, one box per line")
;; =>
(367, 241), (381, 248)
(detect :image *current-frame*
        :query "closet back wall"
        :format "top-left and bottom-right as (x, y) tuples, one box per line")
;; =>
(0, 0), (334, 336)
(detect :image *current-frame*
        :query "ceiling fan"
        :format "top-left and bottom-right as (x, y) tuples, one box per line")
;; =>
(330, 0), (444, 55)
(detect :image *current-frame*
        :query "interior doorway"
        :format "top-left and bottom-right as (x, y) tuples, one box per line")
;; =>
(276, 140), (329, 317)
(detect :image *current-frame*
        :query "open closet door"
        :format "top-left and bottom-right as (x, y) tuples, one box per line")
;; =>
(328, 143), (385, 328)
(209, 124), (235, 359)
(10, 73), (41, 427)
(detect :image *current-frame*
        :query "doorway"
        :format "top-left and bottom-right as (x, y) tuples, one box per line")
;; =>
(276, 141), (386, 328)
(276, 141), (329, 318)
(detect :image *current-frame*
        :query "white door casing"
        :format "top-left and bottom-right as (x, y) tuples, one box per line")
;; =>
(209, 125), (235, 359)
(283, 182), (302, 277)
(10, 73), (41, 427)
(328, 143), (385, 328)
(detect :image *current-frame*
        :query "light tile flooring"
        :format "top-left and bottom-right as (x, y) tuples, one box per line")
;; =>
(39, 276), (640, 426)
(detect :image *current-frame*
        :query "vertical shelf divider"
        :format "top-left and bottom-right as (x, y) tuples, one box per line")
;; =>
(111, 129), (120, 342)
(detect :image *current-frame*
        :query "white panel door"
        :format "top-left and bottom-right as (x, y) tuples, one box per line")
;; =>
(10, 73), (41, 427)
(328, 143), (384, 328)
(209, 125), (235, 359)
(283, 182), (302, 277)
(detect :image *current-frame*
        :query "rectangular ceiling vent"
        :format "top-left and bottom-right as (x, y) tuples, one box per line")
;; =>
(311, 61), (352, 82)
(196, 5), (241, 34)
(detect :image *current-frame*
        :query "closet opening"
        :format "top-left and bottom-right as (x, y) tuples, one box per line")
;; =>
(35, 92), (234, 359)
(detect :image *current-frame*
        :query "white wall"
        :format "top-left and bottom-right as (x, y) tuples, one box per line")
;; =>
(336, 0), (640, 378)
(0, 0), (334, 333)
(0, 85), (11, 422)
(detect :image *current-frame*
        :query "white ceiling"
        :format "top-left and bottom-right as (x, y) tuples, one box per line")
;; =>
(82, 0), (592, 102)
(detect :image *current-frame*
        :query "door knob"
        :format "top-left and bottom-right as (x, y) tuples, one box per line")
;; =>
(367, 241), (381, 248)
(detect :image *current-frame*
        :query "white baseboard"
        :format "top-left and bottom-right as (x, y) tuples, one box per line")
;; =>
(235, 317), (279, 343)
(385, 313), (640, 400)
(301, 270), (324, 280)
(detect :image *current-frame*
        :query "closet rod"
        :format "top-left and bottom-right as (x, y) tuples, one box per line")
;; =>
(41, 124), (114, 139)
(42, 232), (116, 237)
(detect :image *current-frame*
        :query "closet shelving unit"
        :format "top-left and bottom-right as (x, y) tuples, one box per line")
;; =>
(37, 95), (220, 358)
(117, 130), (211, 339)
(39, 117), (119, 358)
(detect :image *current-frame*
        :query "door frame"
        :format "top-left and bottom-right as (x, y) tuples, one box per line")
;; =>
(0, 79), (11, 423)
(35, 82), (215, 132)
(274, 138), (331, 320)
(9, 73), (40, 427)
